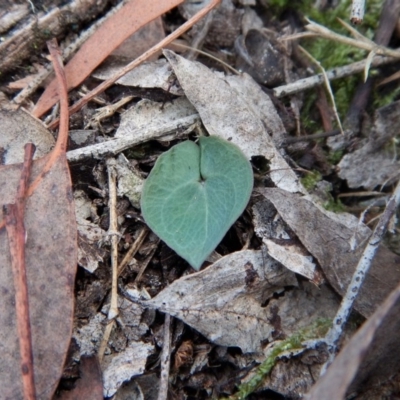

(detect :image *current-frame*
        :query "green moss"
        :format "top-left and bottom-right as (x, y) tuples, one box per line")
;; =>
(323, 197), (346, 213)
(272, 0), (382, 126)
(373, 85), (400, 109)
(224, 318), (332, 400)
(301, 170), (322, 191)
(328, 149), (344, 165)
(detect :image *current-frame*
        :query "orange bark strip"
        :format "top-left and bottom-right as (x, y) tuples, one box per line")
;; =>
(27, 39), (70, 197)
(4, 143), (37, 400)
(32, 0), (184, 118)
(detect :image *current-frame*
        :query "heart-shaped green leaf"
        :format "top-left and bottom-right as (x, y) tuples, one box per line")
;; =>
(141, 136), (253, 270)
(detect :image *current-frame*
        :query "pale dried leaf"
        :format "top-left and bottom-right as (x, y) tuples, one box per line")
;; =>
(147, 249), (297, 353)
(259, 188), (400, 317)
(115, 96), (197, 139)
(115, 153), (144, 209)
(93, 59), (183, 96)
(263, 239), (316, 281)
(163, 50), (303, 193)
(102, 341), (154, 398)
(252, 199), (317, 280)
(74, 190), (106, 273)
(338, 149), (400, 190)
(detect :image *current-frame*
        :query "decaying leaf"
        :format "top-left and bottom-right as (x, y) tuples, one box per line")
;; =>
(236, 283), (340, 398)
(111, 17), (165, 61)
(146, 249), (298, 353)
(0, 153), (77, 399)
(259, 188), (400, 317)
(163, 49), (304, 193)
(0, 41), (77, 399)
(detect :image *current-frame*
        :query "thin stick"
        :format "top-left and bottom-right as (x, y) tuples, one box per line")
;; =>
(98, 320), (115, 362)
(106, 158), (119, 320)
(321, 179), (400, 375)
(4, 143), (37, 400)
(46, 0), (222, 130)
(26, 39), (69, 197)
(273, 53), (397, 97)
(157, 313), (172, 400)
(283, 129), (341, 144)
(134, 241), (159, 285)
(117, 227), (149, 277)
(305, 19), (400, 59)
(350, 0), (366, 25)
(172, 42), (240, 74)
(298, 46), (344, 134)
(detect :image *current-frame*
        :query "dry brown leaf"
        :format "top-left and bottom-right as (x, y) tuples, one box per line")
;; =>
(33, 0), (184, 118)
(259, 188), (400, 317)
(305, 282), (400, 400)
(0, 40), (77, 399)
(0, 154), (77, 399)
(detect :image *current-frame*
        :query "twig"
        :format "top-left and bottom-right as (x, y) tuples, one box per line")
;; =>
(350, 0), (366, 24)
(321, 179), (400, 375)
(98, 320), (115, 363)
(157, 313), (172, 400)
(134, 240), (159, 285)
(273, 53), (397, 98)
(305, 19), (400, 59)
(26, 39), (69, 197)
(66, 114), (200, 163)
(106, 158), (119, 320)
(117, 226), (149, 277)
(0, 0), (110, 74)
(46, 0), (222, 130)
(3, 143), (37, 400)
(186, 10), (215, 60)
(283, 129), (341, 144)
(298, 46), (344, 134)
(172, 42), (239, 74)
